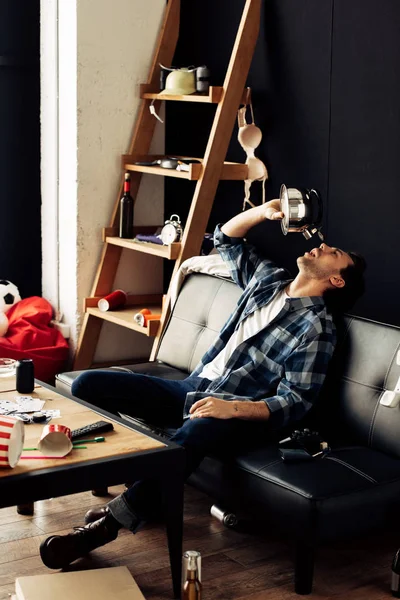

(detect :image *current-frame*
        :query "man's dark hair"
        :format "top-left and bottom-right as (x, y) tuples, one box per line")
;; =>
(323, 251), (367, 315)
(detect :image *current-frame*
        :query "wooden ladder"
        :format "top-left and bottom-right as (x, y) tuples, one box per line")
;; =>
(74, 0), (261, 370)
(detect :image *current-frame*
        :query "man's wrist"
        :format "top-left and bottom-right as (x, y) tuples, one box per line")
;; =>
(231, 401), (240, 418)
(231, 400), (270, 421)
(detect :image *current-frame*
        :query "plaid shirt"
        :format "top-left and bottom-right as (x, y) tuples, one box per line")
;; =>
(184, 225), (336, 429)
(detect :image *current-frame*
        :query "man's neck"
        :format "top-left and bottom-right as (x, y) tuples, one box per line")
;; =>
(286, 274), (326, 298)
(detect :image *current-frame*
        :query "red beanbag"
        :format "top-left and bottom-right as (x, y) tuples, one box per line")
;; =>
(0, 297), (69, 382)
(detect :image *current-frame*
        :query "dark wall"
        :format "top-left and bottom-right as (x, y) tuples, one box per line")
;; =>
(0, 1), (41, 298)
(166, 0), (400, 326)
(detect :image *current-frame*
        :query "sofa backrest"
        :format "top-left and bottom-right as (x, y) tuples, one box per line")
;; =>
(157, 273), (241, 373)
(322, 315), (400, 458)
(157, 273), (400, 458)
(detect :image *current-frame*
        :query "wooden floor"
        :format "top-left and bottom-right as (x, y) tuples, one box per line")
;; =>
(0, 484), (396, 599)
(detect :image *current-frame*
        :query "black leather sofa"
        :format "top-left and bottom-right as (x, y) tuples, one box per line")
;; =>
(56, 273), (400, 595)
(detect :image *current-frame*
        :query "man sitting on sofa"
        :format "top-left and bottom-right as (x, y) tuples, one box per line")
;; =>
(40, 199), (366, 569)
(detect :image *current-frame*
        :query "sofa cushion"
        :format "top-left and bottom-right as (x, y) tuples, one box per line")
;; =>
(323, 315), (400, 459)
(56, 362), (187, 396)
(189, 444), (400, 540)
(157, 274), (241, 373)
(107, 404), (400, 540)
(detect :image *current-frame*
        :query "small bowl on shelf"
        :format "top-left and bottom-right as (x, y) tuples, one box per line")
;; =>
(0, 358), (16, 378)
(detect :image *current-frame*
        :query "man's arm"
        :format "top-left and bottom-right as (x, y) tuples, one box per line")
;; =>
(189, 332), (334, 425)
(189, 397), (270, 420)
(221, 200), (283, 238)
(215, 200), (285, 290)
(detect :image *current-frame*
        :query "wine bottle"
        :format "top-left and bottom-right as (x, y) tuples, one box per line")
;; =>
(119, 173), (134, 238)
(183, 551), (202, 600)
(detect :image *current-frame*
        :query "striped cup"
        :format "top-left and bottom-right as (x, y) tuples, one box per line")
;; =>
(38, 424), (73, 457)
(0, 415), (25, 468)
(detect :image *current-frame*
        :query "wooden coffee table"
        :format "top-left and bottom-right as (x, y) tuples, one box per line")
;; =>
(0, 378), (185, 598)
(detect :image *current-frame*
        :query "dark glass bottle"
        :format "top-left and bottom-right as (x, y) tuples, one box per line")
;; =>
(183, 551), (202, 600)
(119, 173), (134, 238)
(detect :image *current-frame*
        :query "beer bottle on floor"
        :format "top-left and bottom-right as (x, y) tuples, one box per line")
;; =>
(392, 548), (400, 597)
(183, 550), (202, 600)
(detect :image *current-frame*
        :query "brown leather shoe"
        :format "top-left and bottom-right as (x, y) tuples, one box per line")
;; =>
(39, 515), (119, 569)
(84, 505), (110, 525)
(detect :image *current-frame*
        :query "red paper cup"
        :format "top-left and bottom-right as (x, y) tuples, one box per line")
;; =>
(0, 415), (25, 468)
(98, 290), (127, 312)
(38, 424), (73, 457)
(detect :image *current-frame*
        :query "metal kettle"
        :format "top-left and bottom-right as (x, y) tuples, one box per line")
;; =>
(279, 184), (324, 240)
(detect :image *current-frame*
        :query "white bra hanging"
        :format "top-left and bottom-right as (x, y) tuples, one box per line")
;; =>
(237, 100), (268, 211)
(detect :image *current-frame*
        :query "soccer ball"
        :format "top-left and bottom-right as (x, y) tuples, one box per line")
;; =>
(0, 280), (21, 313)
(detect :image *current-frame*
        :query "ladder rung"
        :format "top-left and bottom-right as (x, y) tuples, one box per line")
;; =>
(84, 294), (163, 309)
(86, 305), (161, 337)
(106, 236), (181, 259)
(140, 84), (251, 106)
(123, 155), (248, 181)
(124, 161), (201, 180)
(102, 225), (157, 241)
(140, 84), (223, 103)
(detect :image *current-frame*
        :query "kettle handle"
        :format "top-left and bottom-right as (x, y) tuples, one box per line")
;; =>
(309, 189), (323, 226)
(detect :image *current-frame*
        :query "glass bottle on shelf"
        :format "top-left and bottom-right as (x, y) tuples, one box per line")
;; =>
(119, 172), (134, 238)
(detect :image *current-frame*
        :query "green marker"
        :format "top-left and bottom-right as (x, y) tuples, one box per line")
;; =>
(72, 437), (105, 444)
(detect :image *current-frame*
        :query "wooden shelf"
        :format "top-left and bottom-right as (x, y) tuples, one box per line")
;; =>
(87, 304), (162, 337)
(140, 84), (223, 103)
(106, 236), (181, 259)
(140, 84), (251, 106)
(124, 160), (201, 180)
(73, 0), (262, 371)
(123, 155), (248, 181)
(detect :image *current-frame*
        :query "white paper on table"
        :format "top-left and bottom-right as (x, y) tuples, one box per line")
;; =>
(14, 396), (45, 413)
(0, 400), (18, 414)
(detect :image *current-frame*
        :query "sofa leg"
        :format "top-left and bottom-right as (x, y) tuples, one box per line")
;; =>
(294, 540), (315, 595)
(17, 503), (34, 516)
(91, 488), (109, 497)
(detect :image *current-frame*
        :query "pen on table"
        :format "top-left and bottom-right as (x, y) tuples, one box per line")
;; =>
(72, 437), (105, 444)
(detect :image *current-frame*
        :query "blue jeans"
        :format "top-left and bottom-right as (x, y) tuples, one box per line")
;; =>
(71, 370), (270, 530)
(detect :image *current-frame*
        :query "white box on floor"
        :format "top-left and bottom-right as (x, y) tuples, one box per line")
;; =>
(15, 566), (145, 600)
